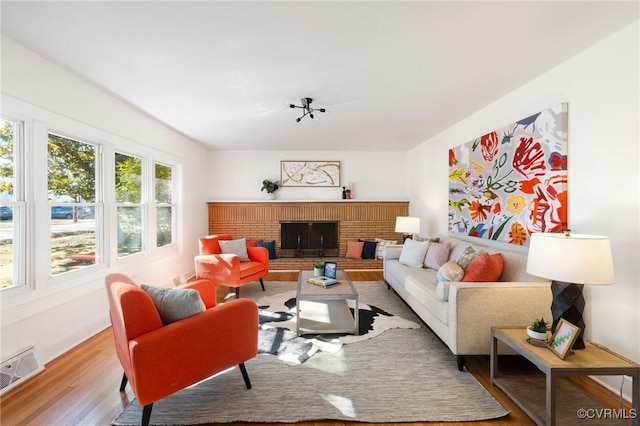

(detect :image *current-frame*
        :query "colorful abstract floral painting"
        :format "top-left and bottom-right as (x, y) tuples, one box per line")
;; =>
(448, 104), (568, 246)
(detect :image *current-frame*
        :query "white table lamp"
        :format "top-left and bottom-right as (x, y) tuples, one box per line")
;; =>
(395, 216), (420, 242)
(526, 230), (615, 349)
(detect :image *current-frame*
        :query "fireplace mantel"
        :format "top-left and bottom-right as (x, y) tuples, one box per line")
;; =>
(207, 200), (409, 267)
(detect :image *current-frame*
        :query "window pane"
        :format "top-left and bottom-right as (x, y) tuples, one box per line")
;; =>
(155, 163), (172, 203)
(118, 206), (143, 256)
(156, 206), (172, 247)
(1, 120), (15, 200)
(115, 153), (142, 203)
(48, 134), (98, 275)
(0, 207), (14, 289)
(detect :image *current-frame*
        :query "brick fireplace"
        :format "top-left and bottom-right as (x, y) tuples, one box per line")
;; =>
(206, 201), (409, 269)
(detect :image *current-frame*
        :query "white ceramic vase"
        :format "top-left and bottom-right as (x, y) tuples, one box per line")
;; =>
(527, 326), (548, 341)
(314, 267), (324, 277)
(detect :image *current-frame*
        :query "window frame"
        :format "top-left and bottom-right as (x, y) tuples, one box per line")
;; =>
(114, 150), (147, 259)
(154, 160), (176, 249)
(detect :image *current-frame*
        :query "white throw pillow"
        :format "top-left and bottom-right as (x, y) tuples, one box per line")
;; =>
(375, 238), (398, 259)
(219, 238), (250, 261)
(398, 239), (429, 268)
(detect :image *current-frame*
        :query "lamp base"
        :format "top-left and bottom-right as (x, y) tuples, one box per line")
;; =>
(402, 234), (412, 243)
(551, 280), (585, 349)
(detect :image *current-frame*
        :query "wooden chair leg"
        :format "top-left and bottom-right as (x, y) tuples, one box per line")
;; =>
(235, 287), (240, 299)
(259, 278), (265, 291)
(142, 403), (153, 426)
(239, 362), (252, 389)
(119, 372), (128, 392)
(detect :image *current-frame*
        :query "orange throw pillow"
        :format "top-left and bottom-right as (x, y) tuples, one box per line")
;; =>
(461, 252), (504, 282)
(345, 241), (365, 259)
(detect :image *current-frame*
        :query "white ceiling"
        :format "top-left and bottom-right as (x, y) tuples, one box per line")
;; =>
(1, 1), (638, 152)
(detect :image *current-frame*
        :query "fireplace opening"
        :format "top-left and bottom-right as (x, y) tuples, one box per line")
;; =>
(280, 221), (339, 258)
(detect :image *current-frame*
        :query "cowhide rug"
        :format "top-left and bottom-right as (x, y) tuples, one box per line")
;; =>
(257, 290), (420, 364)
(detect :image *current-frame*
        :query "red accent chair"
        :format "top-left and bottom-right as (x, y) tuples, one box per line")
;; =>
(194, 234), (269, 298)
(105, 273), (258, 426)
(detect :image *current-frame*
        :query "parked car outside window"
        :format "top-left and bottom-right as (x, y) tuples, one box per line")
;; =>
(51, 206), (74, 219)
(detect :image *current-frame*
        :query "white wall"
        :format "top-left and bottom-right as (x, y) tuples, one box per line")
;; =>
(0, 36), (210, 364)
(408, 21), (639, 398)
(208, 150), (408, 201)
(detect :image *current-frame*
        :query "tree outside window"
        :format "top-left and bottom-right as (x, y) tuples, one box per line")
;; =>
(115, 153), (144, 257)
(155, 163), (174, 247)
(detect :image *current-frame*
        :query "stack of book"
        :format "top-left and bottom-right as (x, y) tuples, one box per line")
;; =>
(307, 276), (340, 288)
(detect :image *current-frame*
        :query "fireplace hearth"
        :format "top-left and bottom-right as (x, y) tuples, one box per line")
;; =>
(280, 221), (339, 258)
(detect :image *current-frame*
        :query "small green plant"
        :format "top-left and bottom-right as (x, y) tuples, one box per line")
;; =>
(313, 262), (325, 269)
(261, 179), (279, 194)
(530, 317), (550, 333)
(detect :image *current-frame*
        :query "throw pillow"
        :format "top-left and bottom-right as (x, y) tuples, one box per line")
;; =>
(457, 245), (482, 270)
(398, 238), (429, 268)
(245, 238), (262, 248)
(359, 239), (378, 260)
(436, 260), (465, 282)
(374, 238), (398, 259)
(412, 235), (441, 243)
(423, 241), (451, 270)
(219, 238), (250, 261)
(256, 240), (277, 259)
(141, 285), (206, 325)
(462, 252), (504, 282)
(346, 241), (365, 259)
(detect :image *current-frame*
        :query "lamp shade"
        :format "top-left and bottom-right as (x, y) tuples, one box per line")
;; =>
(526, 232), (615, 285)
(395, 216), (420, 234)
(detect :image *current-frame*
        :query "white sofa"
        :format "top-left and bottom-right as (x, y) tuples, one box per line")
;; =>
(383, 235), (551, 370)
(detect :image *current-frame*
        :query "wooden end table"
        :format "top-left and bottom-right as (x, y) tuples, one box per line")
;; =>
(490, 326), (639, 426)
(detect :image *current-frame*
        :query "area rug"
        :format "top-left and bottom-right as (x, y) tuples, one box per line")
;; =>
(113, 281), (509, 425)
(256, 287), (421, 364)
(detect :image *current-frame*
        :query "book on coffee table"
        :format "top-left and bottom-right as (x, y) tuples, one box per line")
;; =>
(307, 276), (340, 288)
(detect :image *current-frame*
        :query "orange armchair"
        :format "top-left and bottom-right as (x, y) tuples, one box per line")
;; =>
(194, 234), (269, 298)
(105, 273), (258, 426)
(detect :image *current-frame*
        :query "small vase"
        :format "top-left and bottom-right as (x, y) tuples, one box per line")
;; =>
(265, 192), (275, 200)
(314, 267), (324, 277)
(527, 327), (548, 341)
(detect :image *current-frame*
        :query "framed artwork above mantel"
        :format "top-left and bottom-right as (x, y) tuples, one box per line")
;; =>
(281, 161), (340, 187)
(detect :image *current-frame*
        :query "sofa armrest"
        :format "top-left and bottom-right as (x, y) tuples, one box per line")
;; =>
(194, 253), (241, 282)
(448, 281), (552, 355)
(178, 279), (217, 309)
(129, 298), (258, 405)
(383, 245), (403, 260)
(247, 246), (269, 265)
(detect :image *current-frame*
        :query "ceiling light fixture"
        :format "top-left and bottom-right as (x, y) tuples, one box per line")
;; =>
(289, 97), (326, 122)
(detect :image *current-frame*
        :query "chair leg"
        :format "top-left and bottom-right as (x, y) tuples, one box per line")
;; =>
(119, 372), (128, 392)
(235, 287), (240, 299)
(259, 277), (265, 291)
(239, 362), (252, 389)
(142, 404), (153, 426)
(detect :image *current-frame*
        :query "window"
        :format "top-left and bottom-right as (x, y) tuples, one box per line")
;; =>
(155, 162), (174, 247)
(0, 118), (25, 289)
(48, 133), (100, 275)
(115, 152), (144, 257)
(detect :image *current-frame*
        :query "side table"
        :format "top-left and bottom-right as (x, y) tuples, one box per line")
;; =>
(491, 326), (639, 426)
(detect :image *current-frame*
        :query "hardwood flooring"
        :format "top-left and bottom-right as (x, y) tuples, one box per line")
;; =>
(0, 271), (627, 425)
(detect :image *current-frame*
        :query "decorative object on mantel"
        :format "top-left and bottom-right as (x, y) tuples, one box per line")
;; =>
(281, 161), (340, 187)
(342, 186), (352, 199)
(395, 216), (420, 242)
(289, 97), (326, 122)
(526, 230), (615, 350)
(448, 103), (568, 246)
(261, 179), (279, 199)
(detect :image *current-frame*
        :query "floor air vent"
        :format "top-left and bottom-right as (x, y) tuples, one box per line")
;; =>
(1, 347), (44, 394)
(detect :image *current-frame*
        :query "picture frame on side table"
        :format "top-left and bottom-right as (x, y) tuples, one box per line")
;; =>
(548, 318), (581, 359)
(324, 262), (337, 279)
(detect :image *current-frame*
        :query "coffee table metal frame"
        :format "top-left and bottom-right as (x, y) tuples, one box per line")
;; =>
(296, 270), (359, 336)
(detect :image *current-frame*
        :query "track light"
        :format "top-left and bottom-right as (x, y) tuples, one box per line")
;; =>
(289, 97), (326, 122)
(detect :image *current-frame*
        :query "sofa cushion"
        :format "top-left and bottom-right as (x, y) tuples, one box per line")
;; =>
(437, 260), (465, 282)
(399, 238), (429, 268)
(141, 285), (206, 325)
(219, 238), (250, 261)
(346, 241), (365, 259)
(423, 242), (451, 270)
(359, 239), (378, 259)
(456, 245), (482, 270)
(239, 261), (266, 278)
(375, 238), (398, 259)
(256, 240), (277, 259)
(462, 252), (504, 282)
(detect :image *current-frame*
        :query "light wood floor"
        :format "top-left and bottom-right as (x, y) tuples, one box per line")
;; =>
(0, 271), (627, 425)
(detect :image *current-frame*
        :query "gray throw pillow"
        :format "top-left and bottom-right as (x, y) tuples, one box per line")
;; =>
(219, 237), (250, 261)
(141, 285), (206, 325)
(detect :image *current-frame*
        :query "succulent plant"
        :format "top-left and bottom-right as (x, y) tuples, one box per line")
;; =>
(313, 262), (325, 269)
(261, 179), (279, 193)
(530, 317), (550, 333)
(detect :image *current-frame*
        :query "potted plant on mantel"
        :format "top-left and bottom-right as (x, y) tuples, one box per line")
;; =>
(261, 179), (279, 199)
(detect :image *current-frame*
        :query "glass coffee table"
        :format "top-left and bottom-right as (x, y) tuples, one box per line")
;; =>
(296, 270), (359, 336)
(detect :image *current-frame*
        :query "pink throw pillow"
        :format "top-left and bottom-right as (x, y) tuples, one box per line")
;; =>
(345, 241), (365, 259)
(462, 252), (504, 282)
(423, 242), (451, 270)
